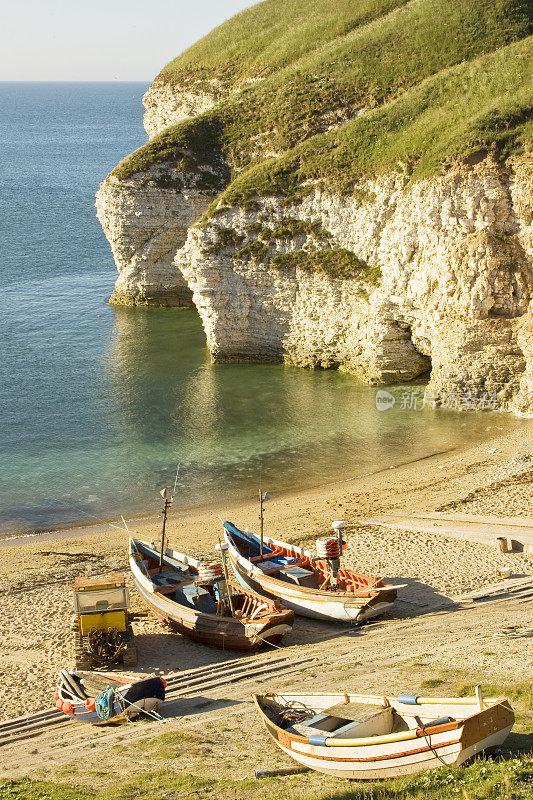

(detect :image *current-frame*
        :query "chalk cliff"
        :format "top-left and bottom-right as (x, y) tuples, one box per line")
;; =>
(96, 0), (533, 411)
(96, 169), (210, 307)
(96, 136), (229, 306)
(176, 156), (533, 410)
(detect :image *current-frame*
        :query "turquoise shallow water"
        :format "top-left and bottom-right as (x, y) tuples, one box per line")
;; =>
(0, 83), (521, 535)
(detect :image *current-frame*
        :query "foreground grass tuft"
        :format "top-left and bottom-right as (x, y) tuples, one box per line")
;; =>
(2, 756), (532, 800)
(0, 779), (93, 800)
(457, 682), (533, 709)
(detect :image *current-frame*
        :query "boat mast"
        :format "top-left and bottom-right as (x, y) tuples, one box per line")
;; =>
(259, 489), (270, 558)
(218, 536), (235, 616)
(158, 465), (180, 572)
(159, 488), (172, 572)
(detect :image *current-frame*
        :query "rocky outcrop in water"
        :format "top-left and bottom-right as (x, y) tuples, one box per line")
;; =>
(96, 160), (228, 307)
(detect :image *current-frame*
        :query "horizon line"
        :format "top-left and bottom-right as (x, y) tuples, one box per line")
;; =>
(0, 79), (152, 84)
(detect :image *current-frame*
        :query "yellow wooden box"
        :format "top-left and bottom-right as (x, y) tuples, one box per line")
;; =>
(78, 609), (127, 635)
(74, 577), (130, 636)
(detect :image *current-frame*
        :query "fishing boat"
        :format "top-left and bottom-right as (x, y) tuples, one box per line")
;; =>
(254, 688), (515, 778)
(128, 537), (294, 651)
(221, 521), (404, 623)
(55, 669), (166, 725)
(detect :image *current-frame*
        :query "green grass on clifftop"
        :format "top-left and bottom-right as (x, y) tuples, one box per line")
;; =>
(156, 0), (410, 88)
(111, 116), (227, 187)
(215, 35), (533, 207)
(112, 0), (533, 184)
(220, 0), (533, 161)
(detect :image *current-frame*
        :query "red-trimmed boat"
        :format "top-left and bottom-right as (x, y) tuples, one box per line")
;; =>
(254, 687), (514, 778)
(222, 522), (404, 623)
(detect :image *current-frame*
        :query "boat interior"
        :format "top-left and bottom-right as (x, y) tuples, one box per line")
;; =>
(259, 695), (456, 740)
(59, 670), (128, 702)
(225, 523), (383, 594)
(132, 540), (279, 620)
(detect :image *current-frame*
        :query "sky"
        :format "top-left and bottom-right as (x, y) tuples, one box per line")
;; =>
(1, 0), (256, 81)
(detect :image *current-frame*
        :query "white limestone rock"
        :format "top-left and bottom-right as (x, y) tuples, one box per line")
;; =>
(177, 156), (533, 406)
(95, 167), (220, 307)
(142, 79), (224, 138)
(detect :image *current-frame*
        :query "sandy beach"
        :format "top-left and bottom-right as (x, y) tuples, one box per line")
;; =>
(1, 423), (533, 727)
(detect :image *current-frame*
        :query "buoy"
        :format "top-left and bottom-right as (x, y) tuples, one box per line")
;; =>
(316, 537), (341, 559)
(54, 688), (59, 702)
(197, 561), (224, 582)
(55, 698), (63, 710)
(85, 697), (96, 712)
(62, 700), (73, 715)
(161, 678), (167, 688)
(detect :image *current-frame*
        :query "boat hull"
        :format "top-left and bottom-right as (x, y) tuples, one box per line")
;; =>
(254, 693), (515, 779)
(131, 571), (292, 652)
(265, 722), (513, 778)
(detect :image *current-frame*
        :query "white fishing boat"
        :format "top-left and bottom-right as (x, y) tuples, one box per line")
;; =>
(221, 521), (404, 623)
(254, 687), (515, 778)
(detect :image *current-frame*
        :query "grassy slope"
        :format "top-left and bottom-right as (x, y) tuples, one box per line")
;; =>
(112, 0), (533, 183)
(217, 35), (533, 208)
(222, 0), (533, 156)
(2, 755), (532, 800)
(156, 0), (410, 88)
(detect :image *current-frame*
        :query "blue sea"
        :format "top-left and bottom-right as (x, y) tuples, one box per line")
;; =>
(0, 83), (519, 535)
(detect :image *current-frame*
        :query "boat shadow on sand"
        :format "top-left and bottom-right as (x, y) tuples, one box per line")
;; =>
(282, 577), (455, 646)
(125, 631), (253, 674)
(129, 577), (452, 671)
(383, 576), (457, 618)
(162, 695), (243, 720)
